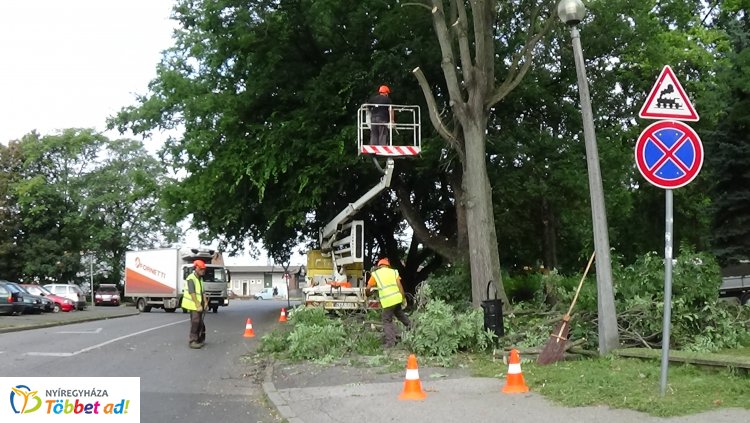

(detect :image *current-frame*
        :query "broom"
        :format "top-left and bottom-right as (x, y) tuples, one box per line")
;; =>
(537, 251), (596, 365)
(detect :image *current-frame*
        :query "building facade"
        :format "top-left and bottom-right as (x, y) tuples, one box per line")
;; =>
(226, 265), (303, 298)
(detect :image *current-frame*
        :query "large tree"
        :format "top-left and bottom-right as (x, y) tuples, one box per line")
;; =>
(412, 0), (556, 306)
(110, 0), (457, 290)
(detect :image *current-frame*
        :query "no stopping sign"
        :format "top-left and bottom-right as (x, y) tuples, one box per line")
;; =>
(634, 120), (703, 189)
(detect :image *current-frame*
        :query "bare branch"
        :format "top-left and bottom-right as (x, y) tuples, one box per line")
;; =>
(412, 67), (460, 146)
(400, 2), (432, 11)
(428, 1), (465, 109)
(485, 7), (556, 109)
(393, 177), (457, 261)
(451, 0), (474, 88)
(469, 0), (495, 90)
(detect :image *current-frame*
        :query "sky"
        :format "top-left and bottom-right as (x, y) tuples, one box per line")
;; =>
(0, 0), (303, 266)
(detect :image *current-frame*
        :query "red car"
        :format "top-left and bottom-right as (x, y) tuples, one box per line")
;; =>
(21, 284), (75, 312)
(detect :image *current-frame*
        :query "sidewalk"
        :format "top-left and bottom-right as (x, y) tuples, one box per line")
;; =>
(262, 359), (750, 423)
(0, 305), (139, 333)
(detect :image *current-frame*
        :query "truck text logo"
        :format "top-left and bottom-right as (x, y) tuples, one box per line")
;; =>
(134, 257), (167, 279)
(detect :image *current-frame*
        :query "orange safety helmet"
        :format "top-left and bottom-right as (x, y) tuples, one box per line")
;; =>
(193, 259), (206, 269)
(377, 258), (390, 267)
(378, 85), (390, 94)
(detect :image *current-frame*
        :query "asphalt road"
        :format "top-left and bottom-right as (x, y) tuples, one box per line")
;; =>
(0, 299), (293, 422)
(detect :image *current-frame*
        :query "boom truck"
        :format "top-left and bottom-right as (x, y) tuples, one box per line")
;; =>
(302, 102), (421, 311)
(125, 248), (230, 313)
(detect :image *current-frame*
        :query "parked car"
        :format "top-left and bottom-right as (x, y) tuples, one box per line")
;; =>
(0, 282), (24, 315)
(43, 284), (87, 310)
(94, 284), (121, 306)
(22, 284), (75, 312)
(254, 287), (275, 300)
(1, 281), (43, 314)
(5, 282), (54, 312)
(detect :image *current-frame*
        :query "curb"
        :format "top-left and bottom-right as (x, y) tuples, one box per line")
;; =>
(0, 310), (141, 334)
(262, 359), (304, 423)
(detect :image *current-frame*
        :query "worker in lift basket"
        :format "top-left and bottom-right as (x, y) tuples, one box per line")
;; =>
(368, 85), (395, 146)
(365, 258), (411, 348)
(182, 260), (207, 349)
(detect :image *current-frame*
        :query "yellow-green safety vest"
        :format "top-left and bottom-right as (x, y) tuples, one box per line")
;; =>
(181, 273), (203, 311)
(372, 267), (403, 308)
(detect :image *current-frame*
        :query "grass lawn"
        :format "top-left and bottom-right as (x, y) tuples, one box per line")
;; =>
(467, 353), (750, 417)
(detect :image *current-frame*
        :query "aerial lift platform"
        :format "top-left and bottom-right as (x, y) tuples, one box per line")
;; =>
(303, 103), (421, 311)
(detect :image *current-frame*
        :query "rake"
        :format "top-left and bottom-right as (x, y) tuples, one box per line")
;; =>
(537, 251), (595, 365)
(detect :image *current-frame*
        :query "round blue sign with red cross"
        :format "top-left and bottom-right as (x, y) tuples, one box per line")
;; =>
(635, 120), (703, 189)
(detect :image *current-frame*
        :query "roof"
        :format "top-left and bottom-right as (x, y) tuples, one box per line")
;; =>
(227, 265), (302, 274)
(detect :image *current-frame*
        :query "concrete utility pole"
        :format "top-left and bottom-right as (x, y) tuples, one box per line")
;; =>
(558, 0), (620, 354)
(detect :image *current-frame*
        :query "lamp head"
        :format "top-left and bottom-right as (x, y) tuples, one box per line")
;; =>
(557, 0), (586, 26)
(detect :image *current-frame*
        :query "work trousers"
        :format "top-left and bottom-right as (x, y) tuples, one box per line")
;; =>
(382, 304), (411, 347)
(189, 310), (206, 344)
(370, 121), (390, 146)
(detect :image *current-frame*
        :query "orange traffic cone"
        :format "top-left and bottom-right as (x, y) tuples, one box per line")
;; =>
(278, 308), (288, 323)
(398, 354), (427, 400)
(243, 318), (255, 338)
(502, 348), (529, 393)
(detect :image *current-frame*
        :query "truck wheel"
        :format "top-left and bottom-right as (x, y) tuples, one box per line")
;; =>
(212, 306), (218, 313)
(136, 298), (150, 312)
(741, 293), (750, 306)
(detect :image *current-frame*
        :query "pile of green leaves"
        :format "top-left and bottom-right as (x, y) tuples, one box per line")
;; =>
(258, 306), (382, 362)
(402, 299), (494, 364)
(504, 247), (750, 353)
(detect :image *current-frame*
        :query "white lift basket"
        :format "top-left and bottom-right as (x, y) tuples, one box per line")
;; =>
(358, 104), (421, 156)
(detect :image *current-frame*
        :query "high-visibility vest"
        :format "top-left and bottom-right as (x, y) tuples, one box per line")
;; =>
(181, 273), (203, 311)
(371, 267), (403, 308)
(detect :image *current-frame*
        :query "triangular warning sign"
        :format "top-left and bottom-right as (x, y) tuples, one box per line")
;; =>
(639, 65), (699, 122)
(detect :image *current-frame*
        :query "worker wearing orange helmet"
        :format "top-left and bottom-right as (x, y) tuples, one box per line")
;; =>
(182, 259), (208, 349)
(368, 85), (395, 146)
(366, 257), (411, 348)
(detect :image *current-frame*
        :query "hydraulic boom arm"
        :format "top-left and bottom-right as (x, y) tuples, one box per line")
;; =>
(319, 158), (394, 251)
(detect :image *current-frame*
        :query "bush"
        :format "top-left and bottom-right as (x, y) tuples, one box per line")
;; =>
(418, 265), (472, 309)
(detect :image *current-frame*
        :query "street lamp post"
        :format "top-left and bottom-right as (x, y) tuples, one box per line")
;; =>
(90, 252), (95, 307)
(557, 0), (619, 354)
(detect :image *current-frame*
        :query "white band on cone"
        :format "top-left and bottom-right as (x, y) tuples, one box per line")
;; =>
(508, 363), (522, 374)
(405, 369), (420, 380)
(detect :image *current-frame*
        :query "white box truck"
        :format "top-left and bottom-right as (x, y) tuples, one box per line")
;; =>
(125, 248), (231, 313)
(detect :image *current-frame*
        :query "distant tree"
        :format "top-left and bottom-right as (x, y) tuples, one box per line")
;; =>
(4, 129), (176, 285)
(0, 140), (24, 280)
(706, 2), (750, 264)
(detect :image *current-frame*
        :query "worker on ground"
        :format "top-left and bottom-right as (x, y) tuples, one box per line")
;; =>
(368, 85), (395, 146)
(182, 259), (207, 349)
(366, 258), (411, 348)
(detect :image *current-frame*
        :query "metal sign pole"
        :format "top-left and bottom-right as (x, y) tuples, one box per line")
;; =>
(659, 189), (674, 396)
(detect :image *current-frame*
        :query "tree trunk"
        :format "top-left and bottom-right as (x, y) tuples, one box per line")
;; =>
(462, 118), (508, 308)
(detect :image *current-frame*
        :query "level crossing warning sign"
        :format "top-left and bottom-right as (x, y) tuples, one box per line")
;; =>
(639, 65), (699, 122)
(634, 120), (703, 189)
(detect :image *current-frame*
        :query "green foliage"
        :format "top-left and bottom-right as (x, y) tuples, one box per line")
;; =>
(418, 266), (472, 309)
(259, 306), (383, 362)
(257, 329), (288, 355)
(288, 306), (330, 327)
(288, 322), (348, 362)
(403, 299), (494, 363)
(0, 130), (176, 285)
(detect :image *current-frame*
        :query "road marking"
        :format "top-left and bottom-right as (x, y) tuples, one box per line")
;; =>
(57, 327), (103, 334)
(27, 319), (187, 357)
